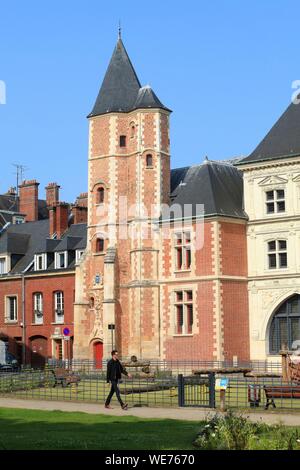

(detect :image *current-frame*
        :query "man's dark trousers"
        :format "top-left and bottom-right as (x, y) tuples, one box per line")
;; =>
(105, 380), (124, 407)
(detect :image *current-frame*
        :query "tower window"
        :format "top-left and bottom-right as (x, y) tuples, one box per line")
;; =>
(97, 187), (105, 204)
(130, 124), (135, 138)
(120, 135), (126, 147)
(96, 238), (105, 253)
(146, 154), (153, 168)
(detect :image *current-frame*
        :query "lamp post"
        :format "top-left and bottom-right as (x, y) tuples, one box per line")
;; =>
(108, 324), (115, 351)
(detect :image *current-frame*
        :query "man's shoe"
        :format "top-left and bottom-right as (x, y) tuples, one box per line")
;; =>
(121, 404), (128, 410)
(105, 404), (113, 409)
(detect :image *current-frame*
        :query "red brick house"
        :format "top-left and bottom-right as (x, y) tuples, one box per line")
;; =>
(0, 181), (87, 367)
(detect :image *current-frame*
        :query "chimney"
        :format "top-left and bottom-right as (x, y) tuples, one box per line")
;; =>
(46, 183), (60, 207)
(6, 187), (17, 196)
(71, 204), (88, 225)
(76, 192), (88, 208)
(49, 206), (57, 238)
(19, 180), (39, 222)
(55, 202), (69, 239)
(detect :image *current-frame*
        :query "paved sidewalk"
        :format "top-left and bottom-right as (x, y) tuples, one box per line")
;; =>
(1, 397), (300, 426)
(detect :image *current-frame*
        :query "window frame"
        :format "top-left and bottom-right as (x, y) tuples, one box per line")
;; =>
(54, 291), (64, 324)
(0, 257), (7, 275)
(5, 295), (18, 323)
(119, 135), (127, 148)
(146, 154), (153, 168)
(75, 250), (85, 264)
(269, 295), (300, 354)
(55, 251), (68, 269)
(33, 292), (43, 324)
(267, 239), (288, 270)
(34, 253), (47, 271)
(174, 231), (192, 271)
(265, 189), (286, 215)
(97, 187), (105, 204)
(174, 290), (194, 335)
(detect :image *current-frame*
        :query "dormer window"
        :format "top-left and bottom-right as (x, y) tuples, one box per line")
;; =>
(120, 135), (126, 148)
(34, 254), (47, 271)
(0, 257), (7, 275)
(76, 250), (85, 264)
(146, 154), (153, 168)
(55, 251), (68, 269)
(14, 216), (25, 225)
(266, 189), (285, 214)
(97, 187), (105, 204)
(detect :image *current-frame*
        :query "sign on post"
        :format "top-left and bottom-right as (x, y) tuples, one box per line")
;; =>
(215, 378), (229, 391)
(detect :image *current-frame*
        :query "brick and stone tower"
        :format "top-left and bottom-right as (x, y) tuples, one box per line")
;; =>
(74, 36), (171, 360)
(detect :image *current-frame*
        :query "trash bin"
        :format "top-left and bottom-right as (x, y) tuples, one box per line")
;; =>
(248, 384), (261, 407)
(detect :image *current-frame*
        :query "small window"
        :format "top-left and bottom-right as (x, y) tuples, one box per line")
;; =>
(0, 257), (7, 275)
(96, 238), (105, 253)
(146, 154), (153, 167)
(130, 124), (135, 138)
(268, 240), (288, 269)
(89, 297), (95, 308)
(35, 254), (46, 271)
(174, 231), (192, 271)
(266, 189), (285, 214)
(76, 250), (85, 264)
(6, 296), (17, 322)
(55, 252), (67, 269)
(120, 135), (126, 147)
(97, 187), (104, 204)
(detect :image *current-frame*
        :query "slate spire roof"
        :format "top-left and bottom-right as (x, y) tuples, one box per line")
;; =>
(88, 39), (170, 117)
(239, 97), (300, 165)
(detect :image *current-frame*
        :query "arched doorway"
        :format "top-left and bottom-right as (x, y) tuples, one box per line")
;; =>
(93, 341), (103, 369)
(269, 295), (300, 354)
(30, 336), (47, 368)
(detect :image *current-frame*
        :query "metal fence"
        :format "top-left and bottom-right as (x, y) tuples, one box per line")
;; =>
(44, 358), (283, 375)
(2, 359), (300, 412)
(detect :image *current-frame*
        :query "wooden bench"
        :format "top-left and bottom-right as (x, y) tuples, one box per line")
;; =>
(51, 368), (81, 388)
(264, 385), (300, 409)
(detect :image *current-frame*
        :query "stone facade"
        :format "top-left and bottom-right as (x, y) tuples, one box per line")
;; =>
(240, 157), (300, 361)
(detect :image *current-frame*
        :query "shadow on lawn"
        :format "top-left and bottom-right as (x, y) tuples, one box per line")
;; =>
(0, 409), (199, 450)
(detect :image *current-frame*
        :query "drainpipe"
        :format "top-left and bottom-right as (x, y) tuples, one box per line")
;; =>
(21, 273), (26, 366)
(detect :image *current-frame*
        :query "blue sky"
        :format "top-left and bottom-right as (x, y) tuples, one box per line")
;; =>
(0, 0), (299, 202)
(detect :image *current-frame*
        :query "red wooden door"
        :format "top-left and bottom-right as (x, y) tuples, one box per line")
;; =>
(93, 342), (103, 369)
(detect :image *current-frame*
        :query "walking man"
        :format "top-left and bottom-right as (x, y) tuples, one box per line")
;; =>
(105, 350), (131, 410)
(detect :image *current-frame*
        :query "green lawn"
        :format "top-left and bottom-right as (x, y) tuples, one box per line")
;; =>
(0, 407), (200, 450)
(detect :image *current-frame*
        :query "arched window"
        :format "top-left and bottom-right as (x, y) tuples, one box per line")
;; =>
(97, 187), (104, 204)
(96, 238), (104, 253)
(89, 297), (95, 308)
(269, 295), (300, 354)
(146, 154), (153, 167)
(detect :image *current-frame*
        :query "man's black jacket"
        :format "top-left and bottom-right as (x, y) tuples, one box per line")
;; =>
(106, 359), (128, 383)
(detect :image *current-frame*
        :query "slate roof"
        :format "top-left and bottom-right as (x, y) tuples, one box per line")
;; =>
(88, 39), (170, 117)
(0, 220), (87, 275)
(168, 160), (247, 220)
(238, 98), (300, 164)
(0, 194), (49, 229)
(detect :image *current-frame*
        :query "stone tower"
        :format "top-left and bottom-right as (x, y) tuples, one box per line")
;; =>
(73, 37), (171, 360)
